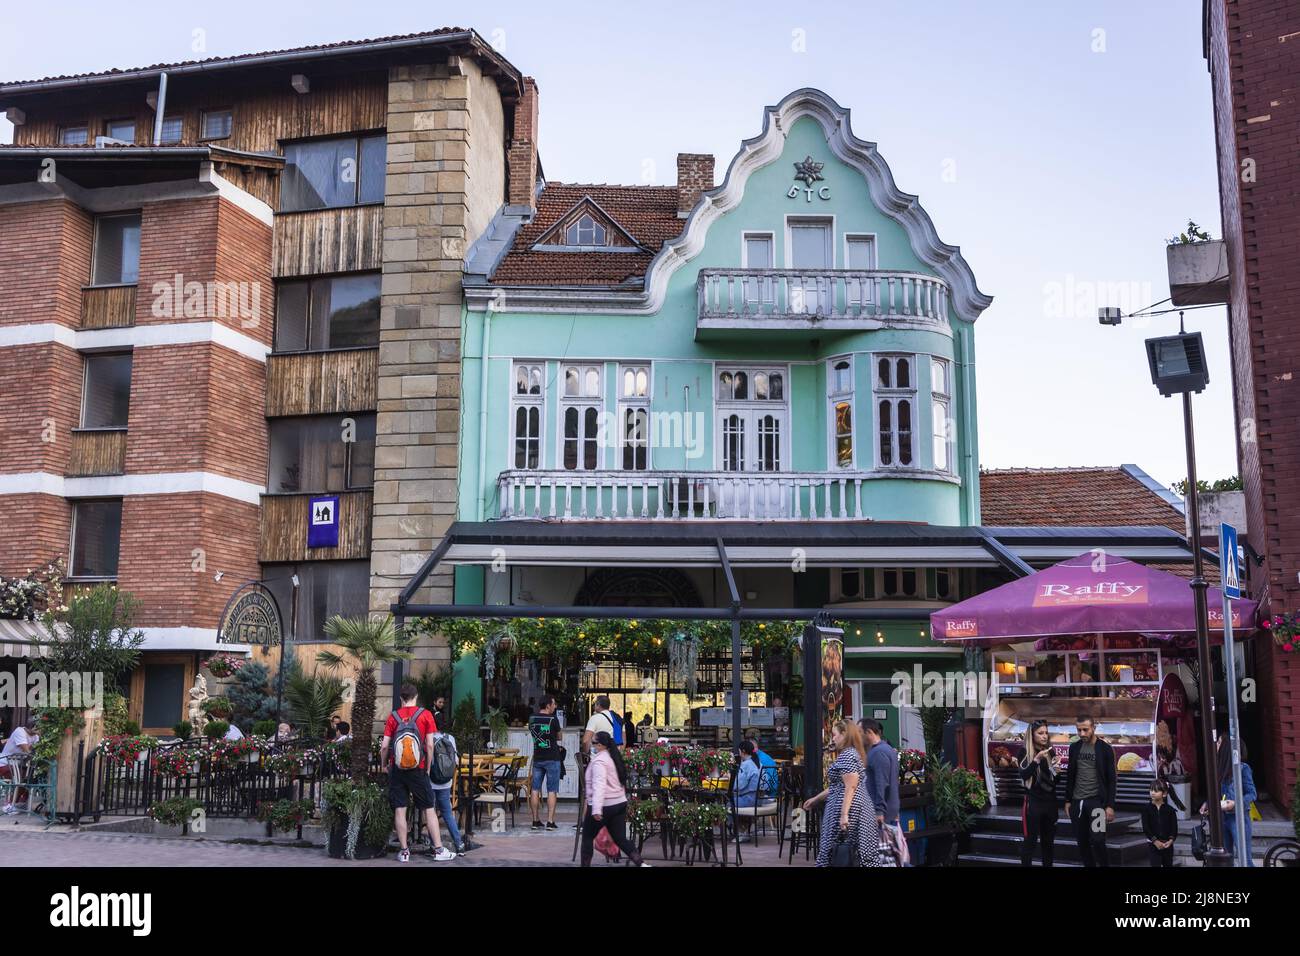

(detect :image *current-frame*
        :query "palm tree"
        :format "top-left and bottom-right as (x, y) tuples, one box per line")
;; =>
(317, 615), (413, 783)
(284, 668), (346, 739)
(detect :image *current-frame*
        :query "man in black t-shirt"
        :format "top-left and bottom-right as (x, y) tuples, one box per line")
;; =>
(528, 695), (563, 830)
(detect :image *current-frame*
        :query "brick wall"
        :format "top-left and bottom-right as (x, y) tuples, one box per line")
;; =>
(117, 493), (260, 629)
(0, 199), (91, 329)
(1207, 0), (1300, 798)
(677, 153), (715, 215)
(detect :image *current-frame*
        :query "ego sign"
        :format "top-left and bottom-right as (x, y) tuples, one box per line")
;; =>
(788, 184), (831, 202)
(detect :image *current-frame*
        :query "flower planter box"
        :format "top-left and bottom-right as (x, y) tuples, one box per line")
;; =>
(1167, 240), (1229, 306)
(325, 815), (387, 860)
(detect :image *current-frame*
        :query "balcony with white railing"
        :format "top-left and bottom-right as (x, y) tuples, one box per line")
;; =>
(696, 269), (950, 335)
(496, 469), (882, 521)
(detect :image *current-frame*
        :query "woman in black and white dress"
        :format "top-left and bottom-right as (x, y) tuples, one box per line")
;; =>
(802, 719), (883, 867)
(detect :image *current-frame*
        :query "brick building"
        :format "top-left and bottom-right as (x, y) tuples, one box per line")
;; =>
(0, 30), (533, 734)
(1204, 0), (1300, 799)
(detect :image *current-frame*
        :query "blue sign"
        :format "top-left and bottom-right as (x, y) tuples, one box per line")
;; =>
(1219, 523), (1242, 600)
(307, 495), (340, 549)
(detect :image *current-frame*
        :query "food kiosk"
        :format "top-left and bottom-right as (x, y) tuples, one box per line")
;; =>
(932, 554), (1257, 810)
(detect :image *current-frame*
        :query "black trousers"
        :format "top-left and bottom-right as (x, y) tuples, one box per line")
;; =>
(1069, 798), (1109, 867)
(1021, 798), (1058, 866)
(1148, 843), (1174, 867)
(580, 801), (642, 866)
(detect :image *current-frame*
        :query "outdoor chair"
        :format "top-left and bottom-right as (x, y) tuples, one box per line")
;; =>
(776, 764), (803, 857)
(475, 756), (524, 828)
(732, 764), (780, 847)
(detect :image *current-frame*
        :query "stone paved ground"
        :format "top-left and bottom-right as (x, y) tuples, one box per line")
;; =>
(0, 811), (810, 868)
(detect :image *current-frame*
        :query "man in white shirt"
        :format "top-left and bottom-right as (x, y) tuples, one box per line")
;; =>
(224, 722), (245, 741)
(582, 696), (620, 753)
(1, 717), (39, 814)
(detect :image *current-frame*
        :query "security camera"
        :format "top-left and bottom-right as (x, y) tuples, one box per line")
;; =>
(1098, 307), (1123, 326)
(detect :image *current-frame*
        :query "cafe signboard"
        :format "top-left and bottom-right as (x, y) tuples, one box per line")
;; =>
(217, 584), (283, 648)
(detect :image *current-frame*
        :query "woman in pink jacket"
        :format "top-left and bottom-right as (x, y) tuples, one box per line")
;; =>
(580, 731), (650, 866)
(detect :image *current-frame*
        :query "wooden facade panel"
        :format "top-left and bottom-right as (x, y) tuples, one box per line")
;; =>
(16, 72), (388, 156)
(80, 285), (136, 329)
(259, 490), (372, 563)
(66, 429), (128, 476)
(266, 348), (378, 417)
(272, 205), (383, 277)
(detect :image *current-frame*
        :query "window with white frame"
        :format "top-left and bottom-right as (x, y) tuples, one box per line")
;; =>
(845, 235), (876, 308)
(828, 357), (854, 469)
(834, 566), (956, 603)
(565, 214), (606, 247)
(875, 354), (915, 467)
(619, 364), (650, 471)
(742, 232), (775, 306)
(560, 363), (602, 470)
(512, 362), (544, 469)
(931, 357), (953, 473)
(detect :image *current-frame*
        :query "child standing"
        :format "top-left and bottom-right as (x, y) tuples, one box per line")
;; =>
(1141, 779), (1179, 867)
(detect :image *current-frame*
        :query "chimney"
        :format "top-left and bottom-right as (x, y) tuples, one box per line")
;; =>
(507, 77), (539, 210)
(676, 152), (714, 217)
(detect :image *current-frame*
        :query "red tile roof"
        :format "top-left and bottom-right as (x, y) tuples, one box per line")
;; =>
(980, 467), (1212, 581)
(1, 28), (475, 89)
(490, 183), (682, 287)
(980, 467), (1186, 532)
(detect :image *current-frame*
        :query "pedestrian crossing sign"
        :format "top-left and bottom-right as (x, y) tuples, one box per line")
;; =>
(1219, 523), (1242, 600)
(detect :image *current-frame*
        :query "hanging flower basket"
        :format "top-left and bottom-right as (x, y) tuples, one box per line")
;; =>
(204, 653), (245, 679)
(1265, 612), (1300, 654)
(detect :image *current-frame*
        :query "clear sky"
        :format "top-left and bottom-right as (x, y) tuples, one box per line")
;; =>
(0, 0), (1234, 490)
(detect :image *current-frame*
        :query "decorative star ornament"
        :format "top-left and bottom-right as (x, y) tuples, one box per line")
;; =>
(793, 156), (825, 185)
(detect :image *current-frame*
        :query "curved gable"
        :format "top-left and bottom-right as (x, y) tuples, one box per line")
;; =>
(651, 88), (993, 322)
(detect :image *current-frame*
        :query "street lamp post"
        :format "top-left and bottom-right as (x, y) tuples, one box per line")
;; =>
(1145, 326), (1231, 867)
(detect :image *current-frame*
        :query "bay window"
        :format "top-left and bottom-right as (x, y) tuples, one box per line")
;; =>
(931, 357), (953, 473)
(267, 415), (376, 493)
(875, 354), (914, 467)
(281, 133), (385, 212)
(274, 273), (380, 352)
(828, 357), (854, 469)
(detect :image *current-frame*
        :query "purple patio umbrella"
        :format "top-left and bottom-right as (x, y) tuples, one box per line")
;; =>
(931, 553), (1258, 646)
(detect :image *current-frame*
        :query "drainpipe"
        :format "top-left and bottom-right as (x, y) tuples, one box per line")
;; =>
(150, 72), (168, 146)
(476, 307), (493, 519)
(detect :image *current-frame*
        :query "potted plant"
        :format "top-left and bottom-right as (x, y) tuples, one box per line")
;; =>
(1166, 220), (1229, 306)
(486, 706), (510, 749)
(204, 652), (245, 679)
(256, 797), (315, 834)
(201, 696), (233, 721)
(172, 720), (193, 742)
(925, 757), (989, 865)
(899, 748), (927, 784)
(316, 614), (413, 859)
(203, 720), (229, 741)
(147, 796), (205, 835)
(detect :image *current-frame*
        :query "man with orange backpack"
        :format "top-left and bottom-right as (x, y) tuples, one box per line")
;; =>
(380, 682), (456, 863)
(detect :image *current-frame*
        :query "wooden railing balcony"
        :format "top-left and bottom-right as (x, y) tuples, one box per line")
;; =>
(266, 348), (378, 417)
(272, 205), (383, 278)
(696, 269), (949, 331)
(80, 284), (136, 330)
(66, 428), (127, 477)
(496, 469), (883, 521)
(259, 490), (373, 562)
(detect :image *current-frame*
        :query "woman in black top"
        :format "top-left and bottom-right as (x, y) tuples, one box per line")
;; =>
(1019, 721), (1061, 866)
(1142, 779), (1178, 867)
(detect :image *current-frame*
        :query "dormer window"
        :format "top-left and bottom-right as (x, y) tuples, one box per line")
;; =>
(565, 214), (606, 247)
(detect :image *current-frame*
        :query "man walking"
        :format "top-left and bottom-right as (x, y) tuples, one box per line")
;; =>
(860, 719), (900, 827)
(582, 695), (621, 753)
(380, 682), (455, 863)
(529, 695), (563, 831)
(1064, 714), (1116, 867)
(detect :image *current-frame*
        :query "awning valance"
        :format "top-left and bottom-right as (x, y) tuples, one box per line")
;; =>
(0, 619), (50, 659)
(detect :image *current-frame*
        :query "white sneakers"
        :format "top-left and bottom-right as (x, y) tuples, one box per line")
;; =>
(432, 846), (456, 862)
(1, 804), (17, 815)
(398, 848), (411, 862)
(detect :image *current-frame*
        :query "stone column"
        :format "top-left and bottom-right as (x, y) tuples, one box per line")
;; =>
(370, 58), (490, 709)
